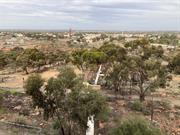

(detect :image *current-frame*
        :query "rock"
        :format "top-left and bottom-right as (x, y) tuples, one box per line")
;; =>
(14, 105), (22, 110)
(31, 111), (40, 116)
(99, 122), (105, 129)
(40, 123), (44, 126)
(169, 113), (175, 120)
(0, 119), (5, 122)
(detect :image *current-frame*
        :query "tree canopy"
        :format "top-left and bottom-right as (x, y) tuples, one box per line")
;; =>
(168, 51), (180, 74)
(105, 39), (168, 101)
(25, 67), (108, 134)
(16, 48), (46, 74)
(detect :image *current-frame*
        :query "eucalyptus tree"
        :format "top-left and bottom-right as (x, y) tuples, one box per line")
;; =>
(106, 59), (130, 95)
(46, 50), (70, 66)
(82, 49), (107, 67)
(0, 47), (24, 70)
(158, 34), (179, 46)
(16, 48), (46, 74)
(71, 48), (107, 82)
(106, 39), (168, 101)
(126, 41), (168, 101)
(168, 51), (180, 74)
(25, 67), (108, 135)
(71, 49), (87, 72)
(99, 43), (127, 82)
(130, 56), (167, 101)
(124, 38), (149, 50)
(99, 43), (127, 63)
(0, 51), (7, 69)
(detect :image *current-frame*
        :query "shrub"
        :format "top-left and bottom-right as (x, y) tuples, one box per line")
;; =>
(168, 52), (180, 74)
(128, 100), (151, 115)
(0, 94), (3, 106)
(15, 116), (27, 125)
(0, 108), (6, 114)
(128, 100), (143, 111)
(159, 99), (172, 110)
(110, 117), (164, 135)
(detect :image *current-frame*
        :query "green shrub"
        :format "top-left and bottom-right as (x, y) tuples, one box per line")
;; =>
(128, 100), (143, 111)
(168, 52), (180, 75)
(128, 100), (152, 115)
(110, 117), (164, 135)
(160, 99), (172, 110)
(15, 116), (27, 125)
(0, 94), (3, 106)
(0, 108), (6, 114)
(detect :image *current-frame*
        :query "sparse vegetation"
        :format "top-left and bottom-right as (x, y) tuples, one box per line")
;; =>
(15, 116), (27, 125)
(168, 51), (180, 74)
(110, 117), (165, 135)
(0, 31), (179, 135)
(25, 67), (108, 134)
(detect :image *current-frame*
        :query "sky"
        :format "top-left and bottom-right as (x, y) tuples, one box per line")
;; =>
(0, 0), (179, 31)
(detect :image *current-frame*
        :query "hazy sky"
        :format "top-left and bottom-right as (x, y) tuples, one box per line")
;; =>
(0, 0), (179, 31)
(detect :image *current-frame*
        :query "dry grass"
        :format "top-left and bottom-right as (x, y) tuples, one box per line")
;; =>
(0, 69), (59, 92)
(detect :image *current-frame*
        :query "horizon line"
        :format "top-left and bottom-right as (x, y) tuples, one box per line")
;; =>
(0, 29), (180, 33)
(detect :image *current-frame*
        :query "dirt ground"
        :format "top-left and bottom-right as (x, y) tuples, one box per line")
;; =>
(0, 67), (179, 135)
(0, 69), (59, 92)
(0, 65), (82, 92)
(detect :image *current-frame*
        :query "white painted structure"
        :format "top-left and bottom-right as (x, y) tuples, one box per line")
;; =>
(94, 65), (104, 85)
(86, 65), (104, 135)
(86, 116), (94, 135)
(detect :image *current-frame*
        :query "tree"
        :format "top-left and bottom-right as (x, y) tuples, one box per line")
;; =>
(67, 84), (107, 133)
(125, 38), (149, 50)
(99, 33), (108, 40)
(16, 48), (45, 74)
(71, 49), (87, 71)
(71, 49), (107, 69)
(99, 43), (127, 62)
(31, 49), (46, 71)
(106, 45), (168, 102)
(0, 47), (24, 71)
(71, 49), (108, 82)
(46, 53), (58, 65)
(46, 50), (70, 66)
(110, 117), (164, 135)
(143, 45), (164, 59)
(6, 47), (24, 70)
(0, 51), (7, 69)
(168, 51), (180, 74)
(158, 34), (179, 46)
(82, 49), (107, 66)
(25, 74), (45, 108)
(106, 60), (130, 96)
(129, 56), (166, 101)
(99, 43), (127, 82)
(25, 67), (108, 134)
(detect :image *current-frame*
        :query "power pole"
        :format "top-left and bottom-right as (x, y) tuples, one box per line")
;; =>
(69, 28), (72, 39)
